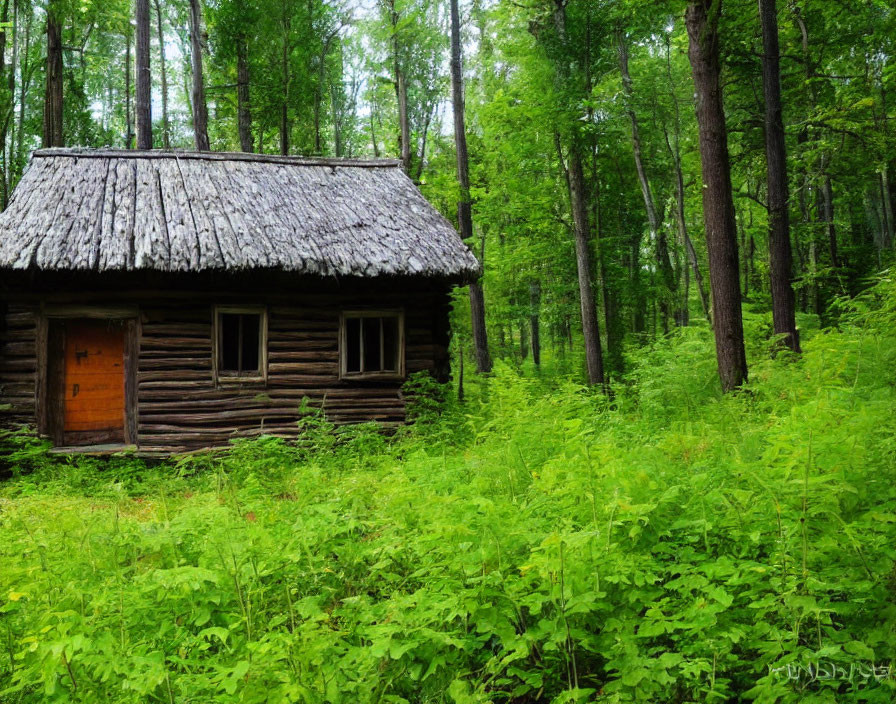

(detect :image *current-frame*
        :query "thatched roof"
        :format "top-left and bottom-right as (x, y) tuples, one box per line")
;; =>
(0, 149), (480, 280)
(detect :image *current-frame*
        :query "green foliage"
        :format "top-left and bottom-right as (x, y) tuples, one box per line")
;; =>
(0, 427), (52, 477)
(2, 275), (895, 702)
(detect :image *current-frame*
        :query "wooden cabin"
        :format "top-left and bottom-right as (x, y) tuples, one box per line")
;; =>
(0, 149), (478, 453)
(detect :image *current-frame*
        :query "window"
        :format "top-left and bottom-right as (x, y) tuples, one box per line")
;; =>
(214, 306), (267, 381)
(340, 310), (404, 379)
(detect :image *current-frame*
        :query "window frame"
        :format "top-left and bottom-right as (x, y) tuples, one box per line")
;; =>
(339, 309), (405, 380)
(213, 305), (268, 384)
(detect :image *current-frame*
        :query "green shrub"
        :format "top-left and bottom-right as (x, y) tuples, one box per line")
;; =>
(1, 275), (894, 703)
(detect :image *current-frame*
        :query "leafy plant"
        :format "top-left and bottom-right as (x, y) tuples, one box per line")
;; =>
(1, 275), (895, 703)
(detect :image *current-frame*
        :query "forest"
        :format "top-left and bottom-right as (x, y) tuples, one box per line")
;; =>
(1, 0), (896, 700)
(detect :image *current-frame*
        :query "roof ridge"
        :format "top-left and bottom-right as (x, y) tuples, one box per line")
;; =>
(33, 148), (402, 169)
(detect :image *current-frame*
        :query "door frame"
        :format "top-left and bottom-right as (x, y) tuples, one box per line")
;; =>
(37, 306), (139, 446)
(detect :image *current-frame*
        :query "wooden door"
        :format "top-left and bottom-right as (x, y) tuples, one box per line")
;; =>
(61, 320), (126, 445)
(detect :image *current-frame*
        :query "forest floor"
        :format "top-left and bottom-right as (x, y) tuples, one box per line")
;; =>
(1, 275), (895, 703)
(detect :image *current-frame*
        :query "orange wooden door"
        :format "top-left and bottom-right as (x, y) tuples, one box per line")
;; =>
(63, 320), (126, 444)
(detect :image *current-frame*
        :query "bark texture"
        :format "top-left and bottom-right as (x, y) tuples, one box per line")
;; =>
(42, 1), (63, 148)
(568, 146), (605, 387)
(450, 0), (491, 373)
(759, 0), (799, 351)
(189, 0), (210, 151)
(135, 0), (153, 150)
(396, 66), (410, 173)
(686, 0), (748, 391)
(237, 36), (253, 152)
(125, 32), (133, 148)
(153, 0), (170, 149)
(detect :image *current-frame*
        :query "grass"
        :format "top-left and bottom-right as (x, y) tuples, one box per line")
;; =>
(1, 275), (895, 703)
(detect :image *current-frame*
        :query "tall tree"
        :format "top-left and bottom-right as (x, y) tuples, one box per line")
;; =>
(278, 11), (291, 154)
(125, 28), (133, 148)
(42, 0), (63, 147)
(616, 28), (676, 332)
(686, 0), (747, 391)
(385, 0), (410, 173)
(759, 0), (799, 352)
(529, 279), (541, 366)
(189, 0), (210, 150)
(236, 34), (253, 152)
(153, 0), (170, 148)
(135, 0), (152, 149)
(1, 0), (18, 206)
(661, 32), (711, 326)
(450, 0), (491, 374)
(550, 0), (604, 387)
(565, 139), (605, 387)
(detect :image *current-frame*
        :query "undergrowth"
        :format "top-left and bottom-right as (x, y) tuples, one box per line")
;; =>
(1, 274), (895, 703)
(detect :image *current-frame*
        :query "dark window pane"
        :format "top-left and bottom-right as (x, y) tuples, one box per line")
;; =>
(220, 313), (240, 371)
(345, 317), (361, 372)
(241, 314), (260, 372)
(382, 316), (398, 371)
(363, 317), (381, 371)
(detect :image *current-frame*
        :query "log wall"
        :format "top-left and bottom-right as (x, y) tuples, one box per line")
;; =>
(0, 302), (39, 427)
(0, 284), (453, 453)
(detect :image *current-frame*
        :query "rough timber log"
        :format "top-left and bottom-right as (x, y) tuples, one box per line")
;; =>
(0, 281), (452, 453)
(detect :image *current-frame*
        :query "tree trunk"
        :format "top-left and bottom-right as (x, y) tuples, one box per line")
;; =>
(821, 176), (838, 268)
(683, 216), (711, 325)
(369, 99), (380, 157)
(617, 29), (676, 331)
(189, 0), (210, 151)
(737, 207), (748, 297)
(153, 0), (170, 148)
(331, 88), (342, 157)
(880, 167), (895, 249)
(808, 236), (819, 316)
(412, 100), (435, 183)
(665, 105), (710, 325)
(387, 0), (410, 174)
(450, 0), (491, 374)
(630, 234), (645, 333)
(548, 0), (604, 387)
(397, 71), (410, 173)
(591, 146), (624, 375)
(457, 347), (464, 402)
(135, 0), (152, 149)
(237, 35), (252, 152)
(529, 280), (541, 366)
(568, 144), (605, 387)
(686, 0), (748, 392)
(42, 0), (63, 147)
(125, 30), (133, 148)
(313, 92), (321, 155)
(313, 33), (336, 156)
(1, 0), (16, 207)
(279, 16), (290, 155)
(759, 0), (799, 351)
(680, 245), (690, 326)
(661, 37), (711, 327)
(16, 6), (31, 165)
